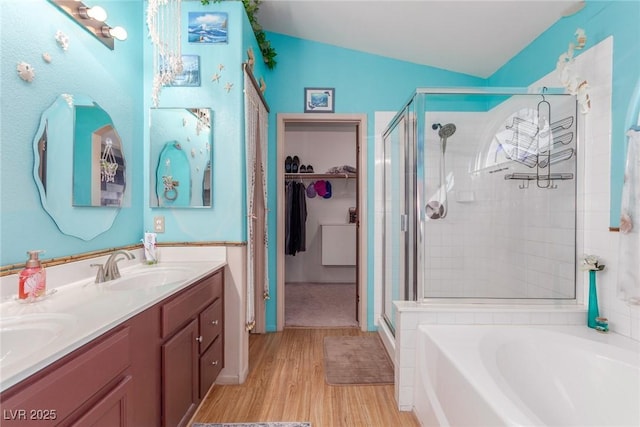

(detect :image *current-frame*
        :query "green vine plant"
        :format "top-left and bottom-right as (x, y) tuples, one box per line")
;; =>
(201, 0), (277, 69)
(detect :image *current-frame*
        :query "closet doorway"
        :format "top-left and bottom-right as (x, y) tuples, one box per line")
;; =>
(277, 113), (368, 331)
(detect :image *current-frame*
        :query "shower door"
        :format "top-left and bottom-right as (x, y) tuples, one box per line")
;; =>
(382, 105), (417, 333)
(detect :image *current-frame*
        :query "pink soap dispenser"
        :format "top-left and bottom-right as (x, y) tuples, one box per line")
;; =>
(18, 250), (46, 300)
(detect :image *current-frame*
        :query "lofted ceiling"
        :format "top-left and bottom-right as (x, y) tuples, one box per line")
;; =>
(256, 0), (585, 78)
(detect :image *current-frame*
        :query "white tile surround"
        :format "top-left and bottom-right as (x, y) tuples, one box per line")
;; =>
(376, 37), (640, 411)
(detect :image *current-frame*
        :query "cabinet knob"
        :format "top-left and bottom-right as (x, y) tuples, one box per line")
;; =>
(196, 335), (203, 342)
(211, 320), (219, 326)
(211, 360), (219, 366)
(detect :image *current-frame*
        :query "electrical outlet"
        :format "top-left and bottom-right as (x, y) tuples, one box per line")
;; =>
(153, 216), (165, 233)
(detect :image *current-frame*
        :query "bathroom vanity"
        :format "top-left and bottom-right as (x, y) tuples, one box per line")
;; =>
(0, 262), (224, 427)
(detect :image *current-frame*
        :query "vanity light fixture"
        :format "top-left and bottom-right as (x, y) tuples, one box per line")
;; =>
(48, 0), (128, 50)
(78, 5), (107, 22)
(101, 25), (128, 41)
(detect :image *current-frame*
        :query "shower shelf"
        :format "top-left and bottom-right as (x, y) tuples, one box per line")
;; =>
(538, 148), (574, 168)
(504, 172), (573, 181)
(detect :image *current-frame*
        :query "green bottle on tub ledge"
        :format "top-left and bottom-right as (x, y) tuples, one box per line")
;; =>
(583, 254), (607, 332)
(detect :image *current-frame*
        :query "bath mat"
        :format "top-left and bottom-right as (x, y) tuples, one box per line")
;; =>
(323, 335), (394, 385)
(192, 423), (310, 427)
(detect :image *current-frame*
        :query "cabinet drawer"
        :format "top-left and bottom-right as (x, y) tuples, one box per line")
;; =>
(162, 271), (222, 338)
(199, 298), (222, 352)
(199, 335), (223, 399)
(0, 327), (130, 427)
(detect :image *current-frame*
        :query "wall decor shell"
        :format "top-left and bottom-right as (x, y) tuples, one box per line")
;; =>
(42, 53), (52, 63)
(246, 47), (255, 71)
(16, 61), (35, 83)
(55, 30), (69, 51)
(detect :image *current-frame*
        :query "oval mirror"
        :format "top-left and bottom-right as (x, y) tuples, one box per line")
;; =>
(150, 108), (213, 208)
(33, 94), (124, 240)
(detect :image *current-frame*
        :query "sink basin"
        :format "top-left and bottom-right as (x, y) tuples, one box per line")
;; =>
(0, 313), (78, 369)
(101, 266), (197, 291)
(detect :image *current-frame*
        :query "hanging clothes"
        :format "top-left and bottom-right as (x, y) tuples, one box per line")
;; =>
(285, 180), (307, 255)
(617, 128), (640, 304)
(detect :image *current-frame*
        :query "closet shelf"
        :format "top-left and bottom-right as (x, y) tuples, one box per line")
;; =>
(285, 173), (356, 179)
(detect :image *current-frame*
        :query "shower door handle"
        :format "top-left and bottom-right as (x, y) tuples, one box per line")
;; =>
(400, 214), (409, 232)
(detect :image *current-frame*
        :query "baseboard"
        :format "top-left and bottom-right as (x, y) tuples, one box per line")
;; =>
(215, 364), (249, 385)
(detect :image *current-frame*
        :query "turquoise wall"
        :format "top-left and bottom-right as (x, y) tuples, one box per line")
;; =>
(2, 1), (636, 333)
(142, 1), (268, 243)
(260, 33), (485, 331)
(0, 0), (143, 265)
(488, 0), (640, 227)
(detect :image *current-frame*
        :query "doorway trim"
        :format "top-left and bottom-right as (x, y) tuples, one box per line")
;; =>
(276, 113), (368, 331)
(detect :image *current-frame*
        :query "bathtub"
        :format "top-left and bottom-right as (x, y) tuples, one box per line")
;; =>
(414, 325), (640, 426)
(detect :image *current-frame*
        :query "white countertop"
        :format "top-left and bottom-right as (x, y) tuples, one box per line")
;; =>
(0, 249), (226, 392)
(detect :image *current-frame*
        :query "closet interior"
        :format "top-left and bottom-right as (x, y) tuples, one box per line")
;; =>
(283, 121), (359, 327)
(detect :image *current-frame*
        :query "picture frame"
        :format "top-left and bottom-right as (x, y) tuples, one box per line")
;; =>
(188, 12), (228, 44)
(162, 55), (201, 87)
(304, 88), (335, 113)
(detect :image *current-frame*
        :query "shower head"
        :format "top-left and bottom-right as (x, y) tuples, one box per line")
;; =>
(432, 123), (456, 153)
(436, 123), (456, 139)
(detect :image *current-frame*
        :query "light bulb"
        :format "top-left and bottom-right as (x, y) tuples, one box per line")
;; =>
(78, 5), (107, 22)
(101, 26), (128, 41)
(108, 26), (127, 41)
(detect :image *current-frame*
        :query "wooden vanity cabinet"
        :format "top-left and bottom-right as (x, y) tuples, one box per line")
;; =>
(0, 268), (224, 427)
(160, 269), (224, 427)
(0, 327), (132, 427)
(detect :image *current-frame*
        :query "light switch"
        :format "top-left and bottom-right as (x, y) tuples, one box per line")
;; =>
(154, 216), (165, 233)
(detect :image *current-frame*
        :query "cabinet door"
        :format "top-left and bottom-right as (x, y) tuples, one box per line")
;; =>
(161, 319), (198, 427)
(70, 375), (133, 427)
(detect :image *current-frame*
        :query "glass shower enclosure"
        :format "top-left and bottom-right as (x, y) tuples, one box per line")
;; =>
(382, 88), (578, 333)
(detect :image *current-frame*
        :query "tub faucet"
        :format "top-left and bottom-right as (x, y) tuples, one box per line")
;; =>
(102, 250), (136, 282)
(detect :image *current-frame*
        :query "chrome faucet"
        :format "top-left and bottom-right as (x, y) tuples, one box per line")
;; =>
(104, 250), (135, 281)
(92, 250), (135, 283)
(90, 263), (106, 283)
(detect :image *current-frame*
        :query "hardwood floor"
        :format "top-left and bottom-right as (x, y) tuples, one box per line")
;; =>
(189, 328), (420, 427)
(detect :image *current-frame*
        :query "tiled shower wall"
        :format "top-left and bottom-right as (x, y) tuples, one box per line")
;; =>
(423, 102), (576, 299)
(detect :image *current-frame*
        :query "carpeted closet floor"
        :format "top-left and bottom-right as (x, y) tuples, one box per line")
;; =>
(285, 282), (358, 328)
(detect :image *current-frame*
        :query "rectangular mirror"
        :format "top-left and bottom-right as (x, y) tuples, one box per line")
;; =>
(150, 108), (213, 208)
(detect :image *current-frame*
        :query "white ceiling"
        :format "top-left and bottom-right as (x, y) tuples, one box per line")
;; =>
(256, 0), (585, 78)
